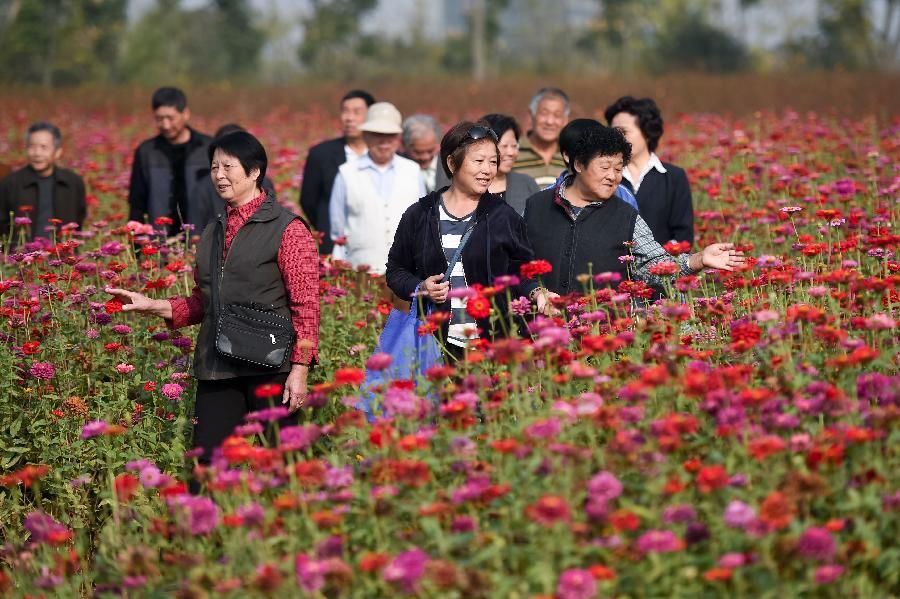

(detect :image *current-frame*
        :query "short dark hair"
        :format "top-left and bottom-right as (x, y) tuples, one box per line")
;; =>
(569, 126), (632, 174)
(214, 123), (246, 139)
(603, 96), (664, 153)
(439, 120), (499, 179)
(479, 114), (520, 142)
(341, 89), (376, 107)
(559, 118), (603, 172)
(27, 121), (62, 147)
(208, 131), (268, 186)
(152, 87), (188, 112)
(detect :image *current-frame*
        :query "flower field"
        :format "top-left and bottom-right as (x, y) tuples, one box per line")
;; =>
(0, 102), (898, 598)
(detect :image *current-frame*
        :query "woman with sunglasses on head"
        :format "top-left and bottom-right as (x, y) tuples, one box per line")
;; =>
(386, 121), (556, 361)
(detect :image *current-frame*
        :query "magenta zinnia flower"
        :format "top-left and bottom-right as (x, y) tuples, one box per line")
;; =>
(161, 383), (184, 400)
(586, 471), (623, 504)
(557, 568), (597, 599)
(383, 548), (428, 593)
(29, 361), (55, 380)
(168, 495), (219, 536)
(636, 529), (683, 554)
(797, 527), (836, 561)
(80, 420), (109, 439)
(23, 511), (71, 544)
(279, 424), (321, 451)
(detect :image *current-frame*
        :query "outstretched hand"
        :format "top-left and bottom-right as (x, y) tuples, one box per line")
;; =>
(106, 288), (172, 319)
(700, 243), (747, 271)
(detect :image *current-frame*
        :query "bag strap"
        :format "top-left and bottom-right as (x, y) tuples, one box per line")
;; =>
(444, 218), (477, 282)
(210, 220), (223, 319)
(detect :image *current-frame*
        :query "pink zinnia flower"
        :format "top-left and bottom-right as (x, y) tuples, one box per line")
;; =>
(365, 352), (393, 371)
(295, 553), (327, 593)
(161, 383), (184, 401)
(723, 500), (755, 529)
(814, 564), (844, 584)
(383, 387), (423, 418)
(115, 363), (135, 374)
(556, 568), (596, 599)
(524, 417), (561, 440)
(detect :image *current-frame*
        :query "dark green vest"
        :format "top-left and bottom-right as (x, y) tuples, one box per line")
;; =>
(193, 196), (297, 380)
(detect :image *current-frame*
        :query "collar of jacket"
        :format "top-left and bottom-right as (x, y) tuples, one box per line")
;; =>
(416, 188), (504, 221)
(18, 166), (71, 187)
(153, 126), (205, 151)
(215, 192), (280, 226)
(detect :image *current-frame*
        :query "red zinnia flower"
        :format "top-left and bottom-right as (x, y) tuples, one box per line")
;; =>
(114, 473), (139, 503)
(104, 299), (124, 314)
(334, 367), (365, 387)
(465, 295), (491, 319)
(525, 495), (571, 526)
(254, 383), (283, 398)
(696, 465), (728, 493)
(520, 259), (553, 279)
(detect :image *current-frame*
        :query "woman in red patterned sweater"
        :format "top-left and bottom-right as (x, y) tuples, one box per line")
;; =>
(108, 131), (319, 463)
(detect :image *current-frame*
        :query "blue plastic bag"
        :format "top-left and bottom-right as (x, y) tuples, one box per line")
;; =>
(359, 294), (442, 420)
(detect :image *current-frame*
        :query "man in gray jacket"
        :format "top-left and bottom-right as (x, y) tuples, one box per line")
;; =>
(128, 87), (211, 235)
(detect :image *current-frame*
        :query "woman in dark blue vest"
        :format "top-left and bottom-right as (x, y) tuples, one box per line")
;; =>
(524, 125), (743, 297)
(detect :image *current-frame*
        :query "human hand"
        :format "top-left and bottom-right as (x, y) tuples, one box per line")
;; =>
(422, 274), (450, 304)
(282, 364), (309, 413)
(535, 289), (561, 316)
(106, 288), (171, 319)
(697, 243), (747, 271)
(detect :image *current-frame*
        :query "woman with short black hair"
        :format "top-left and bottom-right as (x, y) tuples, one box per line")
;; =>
(604, 95), (694, 246)
(479, 114), (539, 216)
(386, 121), (554, 360)
(524, 125), (742, 297)
(108, 131), (320, 463)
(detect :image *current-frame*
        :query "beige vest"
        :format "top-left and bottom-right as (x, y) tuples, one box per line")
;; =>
(340, 156), (421, 274)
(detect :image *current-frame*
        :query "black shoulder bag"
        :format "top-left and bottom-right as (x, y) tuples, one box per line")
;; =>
(210, 222), (296, 369)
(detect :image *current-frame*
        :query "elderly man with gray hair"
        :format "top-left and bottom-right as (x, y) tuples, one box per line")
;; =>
(513, 87), (570, 188)
(401, 114), (449, 193)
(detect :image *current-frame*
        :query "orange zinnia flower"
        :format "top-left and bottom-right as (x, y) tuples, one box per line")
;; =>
(759, 491), (795, 530)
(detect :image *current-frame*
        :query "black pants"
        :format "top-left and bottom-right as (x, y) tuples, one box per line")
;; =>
(193, 372), (292, 463)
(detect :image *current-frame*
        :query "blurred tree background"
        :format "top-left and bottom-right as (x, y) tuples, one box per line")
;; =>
(0, 0), (897, 86)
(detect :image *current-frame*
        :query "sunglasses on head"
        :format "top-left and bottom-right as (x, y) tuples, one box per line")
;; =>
(466, 125), (499, 143)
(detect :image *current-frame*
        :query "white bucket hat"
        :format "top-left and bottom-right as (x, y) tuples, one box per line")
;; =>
(359, 102), (403, 135)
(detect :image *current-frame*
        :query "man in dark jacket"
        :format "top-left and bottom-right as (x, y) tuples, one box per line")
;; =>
(0, 121), (86, 243)
(299, 89), (375, 254)
(128, 87), (212, 236)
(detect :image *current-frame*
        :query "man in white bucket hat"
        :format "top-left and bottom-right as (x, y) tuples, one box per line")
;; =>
(329, 102), (426, 275)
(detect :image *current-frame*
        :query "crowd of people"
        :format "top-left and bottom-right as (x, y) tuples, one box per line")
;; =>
(2, 85), (748, 461)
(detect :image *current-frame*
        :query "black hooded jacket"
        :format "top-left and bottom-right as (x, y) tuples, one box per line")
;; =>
(386, 188), (540, 338)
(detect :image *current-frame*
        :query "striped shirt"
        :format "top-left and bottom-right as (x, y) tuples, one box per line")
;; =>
(439, 201), (478, 347)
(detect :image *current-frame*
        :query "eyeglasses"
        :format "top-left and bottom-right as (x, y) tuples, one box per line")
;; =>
(466, 125), (499, 143)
